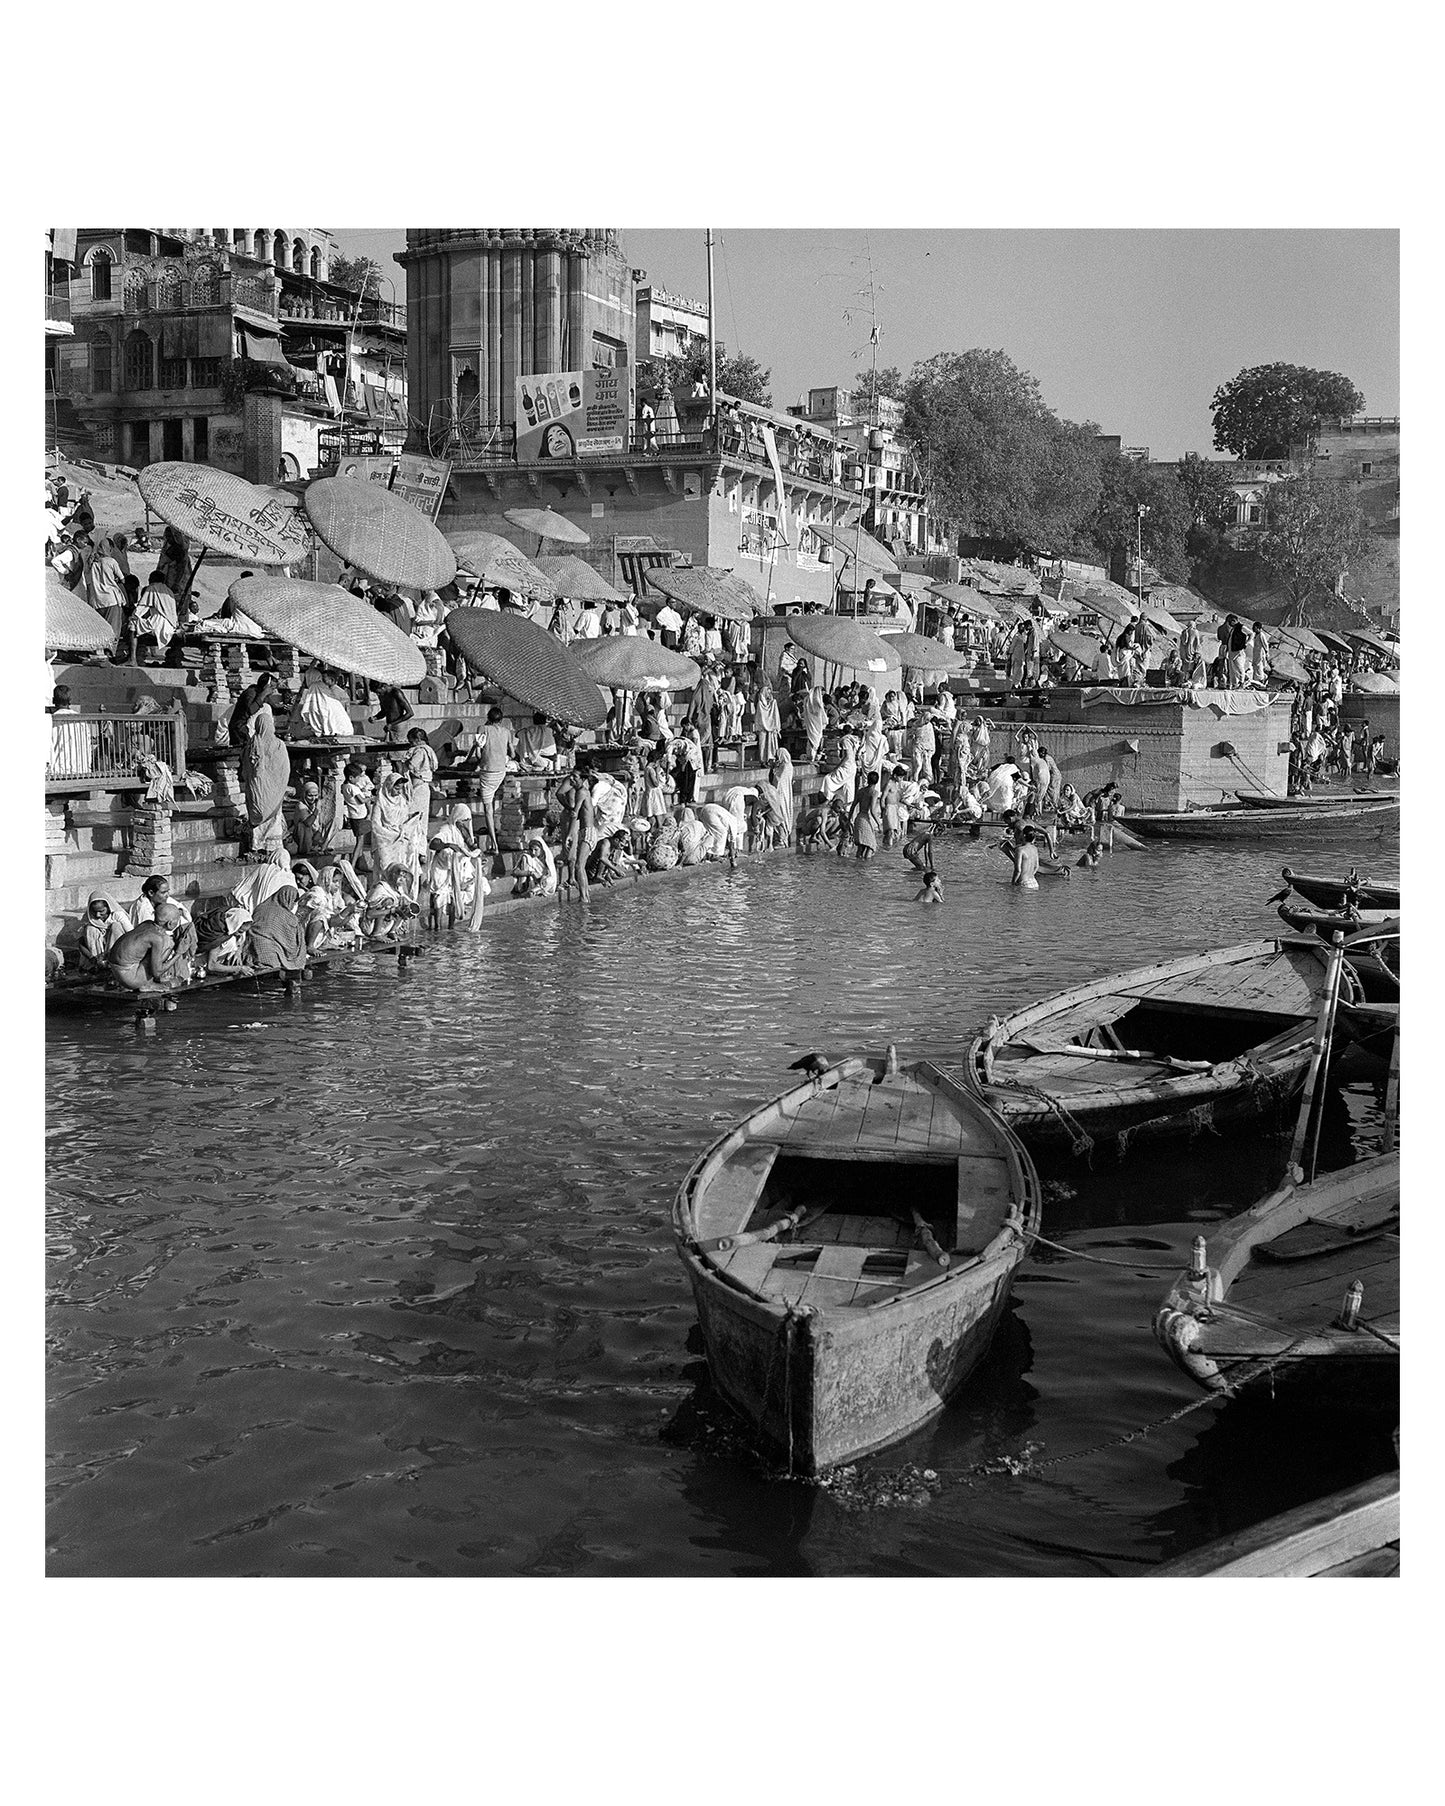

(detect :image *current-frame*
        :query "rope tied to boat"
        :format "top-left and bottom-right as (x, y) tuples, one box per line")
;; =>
(999, 1078), (1095, 1162)
(1024, 1229), (1189, 1272)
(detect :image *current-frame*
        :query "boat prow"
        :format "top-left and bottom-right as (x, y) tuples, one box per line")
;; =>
(672, 1051), (1041, 1474)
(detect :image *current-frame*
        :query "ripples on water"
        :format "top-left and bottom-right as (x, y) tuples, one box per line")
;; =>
(46, 824), (1399, 1576)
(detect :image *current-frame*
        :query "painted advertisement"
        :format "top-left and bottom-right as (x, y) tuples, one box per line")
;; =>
(334, 453), (451, 520)
(515, 369), (629, 461)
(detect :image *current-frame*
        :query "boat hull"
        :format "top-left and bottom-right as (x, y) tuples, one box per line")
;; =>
(681, 1236), (1023, 1474)
(1128, 801), (1398, 839)
(1282, 870), (1399, 912)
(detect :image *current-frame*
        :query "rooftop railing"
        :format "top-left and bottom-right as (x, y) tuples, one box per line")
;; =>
(47, 712), (188, 788)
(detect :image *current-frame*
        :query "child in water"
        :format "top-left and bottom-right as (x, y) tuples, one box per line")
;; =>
(915, 871), (944, 904)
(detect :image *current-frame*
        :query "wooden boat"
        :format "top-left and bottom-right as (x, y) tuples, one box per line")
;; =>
(1277, 901), (1392, 940)
(672, 1049), (1041, 1474)
(1154, 1152), (1399, 1401)
(1341, 920), (1400, 1002)
(1279, 867), (1399, 912)
(963, 939), (1352, 1154)
(1234, 789), (1397, 810)
(1127, 799), (1398, 839)
(1153, 1470), (1399, 1576)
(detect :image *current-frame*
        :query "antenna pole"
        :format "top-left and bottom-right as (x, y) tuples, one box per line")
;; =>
(705, 228), (717, 425)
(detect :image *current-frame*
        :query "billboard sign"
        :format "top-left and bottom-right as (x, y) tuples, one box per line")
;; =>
(516, 369), (629, 461)
(334, 453), (451, 520)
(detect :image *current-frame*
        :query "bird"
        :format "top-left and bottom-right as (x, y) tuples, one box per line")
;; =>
(788, 1052), (830, 1079)
(1266, 885), (1291, 904)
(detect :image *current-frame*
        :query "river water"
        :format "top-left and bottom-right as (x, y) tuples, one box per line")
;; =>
(46, 822), (1399, 1576)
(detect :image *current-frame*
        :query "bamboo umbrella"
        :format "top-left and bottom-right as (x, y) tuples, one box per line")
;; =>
(876, 631), (972, 675)
(446, 528), (557, 601)
(138, 462), (311, 607)
(927, 582), (1001, 622)
(645, 565), (758, 623)
(228, 579), (425, 686)
(573, 636), (702, 740)
(1046, 628), (1104, 668)
(46, 569), (116, 653)
(534, 555), (627, 604)
(785, 615), (901, 691)
(444, 609), (608, 727)
(503, 506), (589, 547)
(305, 477), (457, 591)
(809, 520), (901, 577)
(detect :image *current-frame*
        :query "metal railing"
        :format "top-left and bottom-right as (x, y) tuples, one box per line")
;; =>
(47, 713), (188, 786)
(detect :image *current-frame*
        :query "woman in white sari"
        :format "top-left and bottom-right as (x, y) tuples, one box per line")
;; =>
(802, 685), (829, 762)
(370, 772), (417, 878)
(769, 749), (795, 845)
(295, 665), (354, 740)
(821, 732), (858, 808)
(754, 678), (782, 765)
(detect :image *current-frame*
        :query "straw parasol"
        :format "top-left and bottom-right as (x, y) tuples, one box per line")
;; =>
(443, 609), (608, 727)
(1347, 670), (1399, 695)
(1267, 648), (1312, 685)
(785, 616), (901, 682)
(927, 582), (1001, 622)
(809, 520), (901, 577)
(137, 462), (311, 606)
(1271, 623), (1330, 657)
(446, 528), (556, 600)
(227, 578), (425, 686)
(1047, 628), (1104, 668)
(876, 632), (971, 674)
(645, 565), (758, 622)
(1073, 587), (1138, 628)
(1141, 603), (1183, 635)
(503, 506), (589, 546)
(46, 571), (115, 653)
(305, 478), (456, 591)
(1346, 629), (1397, 659)
(535, 555), (627, 604)
(572, 638), (701, 693)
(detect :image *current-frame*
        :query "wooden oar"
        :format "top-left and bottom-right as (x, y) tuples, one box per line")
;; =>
(1287, 933), (1347, 1182)
(697, 1203), (828, 1255)
(1016, 1040), (1213, 1073)
(911, 1208), (951, 1269)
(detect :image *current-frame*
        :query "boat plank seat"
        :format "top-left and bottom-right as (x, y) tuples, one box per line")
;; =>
(1232, 1237), (1399, 1323)
(715, 1240), (782, 1291)
(995, 1051), (1171, 1092)
(1008, 994), (1136, 1051)
(693, 1144), (779, 1241)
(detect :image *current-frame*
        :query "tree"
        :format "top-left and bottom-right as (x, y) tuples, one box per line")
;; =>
(850, 365), (905, 408)
(1210, 363), (1364, 459)
(902, 349), (1102, 560)
(328, 253), (382, 297)
(1087, 451), (1192, 584)
(1174, 452), (1240, 568)
(1256, 476), (1372, 611)
(639, 338), (772, 407)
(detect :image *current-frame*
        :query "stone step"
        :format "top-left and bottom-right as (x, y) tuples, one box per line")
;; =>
(48, 857), (258, 929)
(63, 813), (242, 856)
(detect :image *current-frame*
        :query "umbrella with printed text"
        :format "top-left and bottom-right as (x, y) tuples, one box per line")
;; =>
(138, 462), (312, 606)
(227, 578), (426, 686)
(444, 608), (608, 726)
(305, 477), (456, 591)
(446, 528), (557, 600)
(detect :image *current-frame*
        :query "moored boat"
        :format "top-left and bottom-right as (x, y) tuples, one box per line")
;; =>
(1153, 1470), (1399, 1576)
(963, 938), (1354, 1155)
(1153, 1152), (1399, 1402)
(672, 1049), (1041, 1474)
(1279, 867), (1399, 912)
(1234, 789), (1398, 810)
(1127, 799), (1398, 839)
(1277, 901), (1393, 940)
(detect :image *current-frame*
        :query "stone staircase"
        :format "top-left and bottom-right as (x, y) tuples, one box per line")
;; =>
(46, 805), (250, 940)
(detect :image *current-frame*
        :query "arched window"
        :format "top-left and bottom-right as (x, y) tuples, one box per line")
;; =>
(309, 246), (321, 279)
(273, 233), (289, 271)
(191, 263), (220, 305)
(233, 229), (252, 257)
(292, 237), (306, 273)
(87, 247), (113, 301)
(254, 228), (270, 263)
(155, 266), (182, 308)
(123, 330), (154, 391)
(124, 267), (148, 309)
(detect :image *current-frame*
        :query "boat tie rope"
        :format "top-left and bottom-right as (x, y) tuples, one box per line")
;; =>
(1115, 1098), (1220, 1162)
(1356, 1318), (1401, 1350)
(1024, 1230), (1186, 1272)
(998, 1078), (1095, 1161)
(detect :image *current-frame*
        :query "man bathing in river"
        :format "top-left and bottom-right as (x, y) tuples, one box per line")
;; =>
(106, 921), (185, 993)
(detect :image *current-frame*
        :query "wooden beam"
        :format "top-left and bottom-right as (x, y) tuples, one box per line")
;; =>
(1152, 1471), (1399, 1577)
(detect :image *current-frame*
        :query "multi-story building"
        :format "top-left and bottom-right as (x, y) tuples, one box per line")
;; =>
(1291, 415), (1400, 531)
(45, 231), (76, 452)
(396, 229), (636, 458)
(787, 384), (948, 559)
(51, 227), (406, 481)
(634, 281), (709, 366)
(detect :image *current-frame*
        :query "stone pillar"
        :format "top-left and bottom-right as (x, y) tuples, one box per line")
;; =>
(537, 250), (562, 374)
(128, 798), (173, 878)
(182, 416), (196, 460)
(484, 249), (501, 425)
(500, 250), (522, 425)
(149, 420), (166, 464)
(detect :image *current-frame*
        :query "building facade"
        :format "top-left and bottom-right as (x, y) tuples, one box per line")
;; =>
(634, 282), (709, 366)
(396, 229), (636, 460)
(788, 384), (948, 558)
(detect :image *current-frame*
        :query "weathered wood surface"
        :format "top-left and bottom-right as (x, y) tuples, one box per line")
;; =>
(1153, 1471), (1399, 1577)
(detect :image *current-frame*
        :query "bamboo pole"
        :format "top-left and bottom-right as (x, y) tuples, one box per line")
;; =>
(1287, 934), (1347, 1181)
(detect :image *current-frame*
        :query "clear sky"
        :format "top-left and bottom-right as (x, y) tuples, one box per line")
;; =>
(332, 228), (1398, 460)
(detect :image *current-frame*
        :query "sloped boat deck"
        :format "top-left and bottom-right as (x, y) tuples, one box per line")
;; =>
(695, 1067), (1014, 1312)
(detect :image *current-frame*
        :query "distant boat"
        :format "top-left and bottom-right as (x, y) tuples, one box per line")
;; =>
(1234, 789), (1397, 810)
(962, 938), (1352, 1154)
(1154, 1152), (1399, 1406)
(672, 1050), (1040, 1474)
(1153, 1470), (1398, 1577)
(1127, 799), (1398, 839)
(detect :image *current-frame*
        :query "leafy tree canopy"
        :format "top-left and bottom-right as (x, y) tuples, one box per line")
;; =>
(640, 339), (772, 407)
(1256, 475), (1372, 608)
(327, 253), (382, 297)
(902, 349), (1102, 561)
(1086, 451), (1192, 584)
(1210, 363), (1364, 460)
(850, 365), (906, 407)
(1174, 452), (1242, 568)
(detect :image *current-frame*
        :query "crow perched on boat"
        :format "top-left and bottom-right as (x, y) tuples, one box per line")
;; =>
(788, 1052), (830, 1079)
(1267, 884), (1293, 904)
